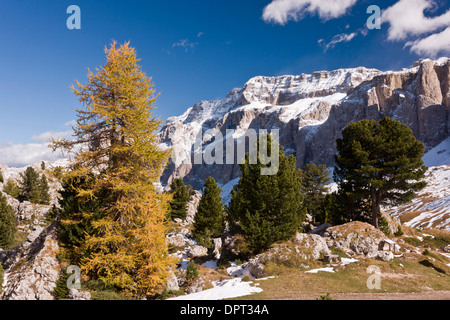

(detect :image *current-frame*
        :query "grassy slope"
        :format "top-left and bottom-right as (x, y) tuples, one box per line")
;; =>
(238, 253), (450, 300)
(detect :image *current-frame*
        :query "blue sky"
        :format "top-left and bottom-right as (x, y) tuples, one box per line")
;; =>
(0, 0), (449, 166)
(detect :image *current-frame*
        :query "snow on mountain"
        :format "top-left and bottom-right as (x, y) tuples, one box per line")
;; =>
(423, 138), (450, 167)
(159, 65), (385, 189)
(388, 165), (450, 231)
(158, 57), (450, 231)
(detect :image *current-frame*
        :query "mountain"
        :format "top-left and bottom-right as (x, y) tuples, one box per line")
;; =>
(159, 57), (450, 191)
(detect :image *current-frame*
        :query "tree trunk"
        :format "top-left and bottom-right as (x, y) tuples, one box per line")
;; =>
(371, 188), (379, 229)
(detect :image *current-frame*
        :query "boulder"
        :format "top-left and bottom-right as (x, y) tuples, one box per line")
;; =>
(377, 251), (395, 262)
(324, 222), (387, 258)
(67, 289), (91, 300)
(248, 256), (266, 279)
(212, 237), (222, 260)
(293, 233), (331, 260)
(166, 269), (180, 292)
(187, 245), (208, 258)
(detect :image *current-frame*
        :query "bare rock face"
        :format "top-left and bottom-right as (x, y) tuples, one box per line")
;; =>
(187, 245), (208, 258)
(293, 233), (331, 260)
(158, 58), (450, 191)
(67, 289), (91, 300)
(323, 222), (388, 259)
(185, 191), (202, 226)
(0, 222), (61, 300)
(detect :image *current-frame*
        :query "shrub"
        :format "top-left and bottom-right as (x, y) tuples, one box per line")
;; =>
(53, 270), (71, 300)
(394, 226), (404, 237)
(317, 293), (333, 300)
(186, 260), (198, 281)
(3, 179), (20, 198)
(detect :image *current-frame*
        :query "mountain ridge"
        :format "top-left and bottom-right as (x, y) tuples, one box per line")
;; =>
(159, 57), (450, 190)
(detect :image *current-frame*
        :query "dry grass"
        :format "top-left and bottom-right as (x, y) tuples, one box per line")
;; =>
(236, 253), (450, 300)
(399, 211), (425, 224)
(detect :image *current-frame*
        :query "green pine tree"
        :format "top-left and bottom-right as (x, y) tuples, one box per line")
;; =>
(3, 179), (20, 199)
(168, 178), (190, 221)
(0, 168), (4, 184)
(19, 166), (41, 203)
(334, 117), (427, 229)
(228, 134), (305, 253)
(186, 260), (198, 281)
(0, 193), (17, 249)
(57, 174), (106, 256)
(38, 174), (51, 205)
(192, 177), (225, 248)
(297, 163), (331, 224)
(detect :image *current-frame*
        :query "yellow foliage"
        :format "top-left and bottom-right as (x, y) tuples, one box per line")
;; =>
(51, 41), (175, 296)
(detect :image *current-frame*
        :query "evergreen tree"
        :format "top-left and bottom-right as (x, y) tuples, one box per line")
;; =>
(334, 117), (427, 229)
(168, 178), (190, 221)
(50, 41), (174, 296)
(0, 193), (17, 249)
(38, 174), (51, 205)
(228, 135), (305, 253)
(19, 166), (41, 203)
(57, 173), (106, 254)
(0, 168), (4, 184)
(192, 177), (225, 248)
(185, 260), (198, 281)
(3, 179), (20, 199)
(297, 163), (331, 224)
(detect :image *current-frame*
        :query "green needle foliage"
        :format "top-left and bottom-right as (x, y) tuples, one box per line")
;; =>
(228, 134), (305, 253)
(334, 117), (427, 229)
(192, 177), (225, 248)
(0, 193), (17, 249)
(297, 163), (331, 224)
(168, 178), (190, 221)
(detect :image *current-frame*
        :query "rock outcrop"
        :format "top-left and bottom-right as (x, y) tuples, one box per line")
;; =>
(323, 221), (395, 260)
(0, 222), (61, 300)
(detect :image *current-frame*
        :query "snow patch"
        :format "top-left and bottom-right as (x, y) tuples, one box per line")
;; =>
(168, 278), (263, 300)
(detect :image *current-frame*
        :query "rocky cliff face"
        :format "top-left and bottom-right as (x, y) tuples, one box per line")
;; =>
(0, 222), (61, 300)
(160, 58), (450, 190)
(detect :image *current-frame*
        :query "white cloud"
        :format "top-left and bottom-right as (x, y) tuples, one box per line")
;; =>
(319, 31), (357, 52)
(382, 0), (450, 41)
(382, 0), (450, 56)
(262, 0), (358, 25)
(405, 26), (450, 56)
(0, 122), (74, 168)
(31, 129), (73, 143)
(0, 142), (66, 168)
(381, 0), (450, 40)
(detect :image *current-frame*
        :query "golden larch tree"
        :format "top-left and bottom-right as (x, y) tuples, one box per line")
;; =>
(51, 41), (174, 296)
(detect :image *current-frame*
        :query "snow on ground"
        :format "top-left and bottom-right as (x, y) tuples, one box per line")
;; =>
(341, 258), (359, 265)
(305, 267), (335, 274)
(305, 258), (358, 274)
(220, 178), (240, 205)
(386, 140), (450, 231)
(169, 262), (263, 300)
(168, 278), (263, 300)
(423, 138), (450, 167)
(202, 260), (218, 270)
(388, 165), (450, 231)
